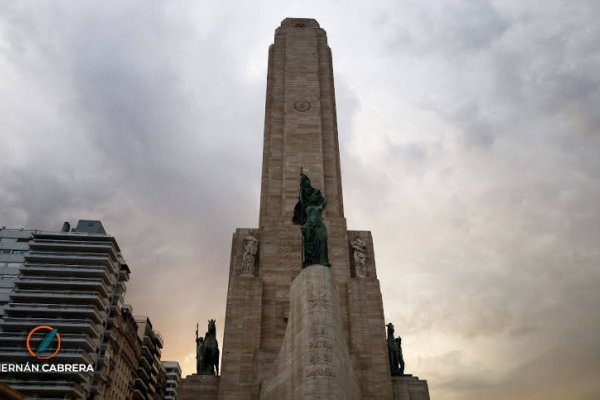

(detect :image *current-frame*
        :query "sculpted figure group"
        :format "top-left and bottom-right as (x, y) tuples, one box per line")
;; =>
(386, 322), (405, 376)
(351, 236), (367, 278)
(240, 234), (258, 275)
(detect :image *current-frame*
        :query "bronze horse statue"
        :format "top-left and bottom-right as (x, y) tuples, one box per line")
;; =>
(197, 319), (220, 375)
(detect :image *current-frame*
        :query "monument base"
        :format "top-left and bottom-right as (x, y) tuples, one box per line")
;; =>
(391, 375), (430, 400)
(260, 265), (361, 399)
(177, 374), (220, 400)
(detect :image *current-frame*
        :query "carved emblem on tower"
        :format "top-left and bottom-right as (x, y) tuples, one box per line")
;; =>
(308, 291), (330, 309)
(294, 99), (311, 112)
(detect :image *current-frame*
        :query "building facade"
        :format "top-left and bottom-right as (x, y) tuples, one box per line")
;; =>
(0, 220), (165, 399)
(98, 306), (142, 400)
(162, 361), (182, 400)
(133, 316), (165, 400)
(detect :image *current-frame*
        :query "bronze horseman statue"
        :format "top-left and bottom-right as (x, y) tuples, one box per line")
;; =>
(196, 319), (220, 375)
(293, 170), (330, 268)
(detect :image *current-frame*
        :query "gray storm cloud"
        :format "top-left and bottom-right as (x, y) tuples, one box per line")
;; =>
(1, 1), (599, 399)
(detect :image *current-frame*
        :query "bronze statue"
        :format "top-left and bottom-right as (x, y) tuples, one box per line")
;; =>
(292, 169), (330, 268)
(395, 337), (405, 376)
(196, 319), (220, 375)
(386, 322), (404, 376)
(195, 323), (204, 374)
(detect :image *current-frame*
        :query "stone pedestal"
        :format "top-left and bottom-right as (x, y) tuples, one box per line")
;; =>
(261, 265), (361, 399)
(391, 376), (430, 400)
(178, 374), (220, 400)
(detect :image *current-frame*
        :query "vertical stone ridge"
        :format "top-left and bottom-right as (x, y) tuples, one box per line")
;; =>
(258, 18), (345, 228)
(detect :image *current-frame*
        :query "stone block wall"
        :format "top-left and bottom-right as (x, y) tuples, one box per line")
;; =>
(391, 376), (431, 400)
(178, 375), (220, 400)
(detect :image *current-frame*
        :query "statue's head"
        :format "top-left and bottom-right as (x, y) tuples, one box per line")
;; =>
(208, 319), (216, 334)
(386, 322), (394, 334)
(300, 172), (311, 187)
(309, 189), (324, 206)
(353, 236), (365, 245)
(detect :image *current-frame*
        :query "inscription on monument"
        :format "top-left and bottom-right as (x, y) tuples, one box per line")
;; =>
(309, 351), (332, 364)
(311, 324), (326, 336)
(308, 339), (333, 350)
(306, 366), (336, 378)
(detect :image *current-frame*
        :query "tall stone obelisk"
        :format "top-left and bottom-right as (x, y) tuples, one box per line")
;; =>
(179, 18), (431, 400)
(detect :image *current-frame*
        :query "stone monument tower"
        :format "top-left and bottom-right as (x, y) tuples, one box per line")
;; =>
(179, 18), (430, 400)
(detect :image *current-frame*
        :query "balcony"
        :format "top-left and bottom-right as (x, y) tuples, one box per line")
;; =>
(5, 303), (106, 323)
(0, 347), (94, 363)
(32, 232), (118, 246)
(141, 345), (153, 360)
(10, 288), (109, 308)
(139, 356), (152, 372)
(150, 360), (159, 376)
(22, 263), (113, 284)
(25, 251), (116, 269)
(1, 379), (86, 399)
(134, 377), (149, 392)
(29, 240), (119, 262)
(153, 331), (164, 347)
(0, 331), (98, 352)
(1, 317), (102, 337)
(16, 276), (110, 297)
(166, 371), (180, 379)
(147, 380), (156, 394)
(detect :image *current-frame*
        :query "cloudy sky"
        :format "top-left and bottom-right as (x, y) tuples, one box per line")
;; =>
(1, 1), (599, 399)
